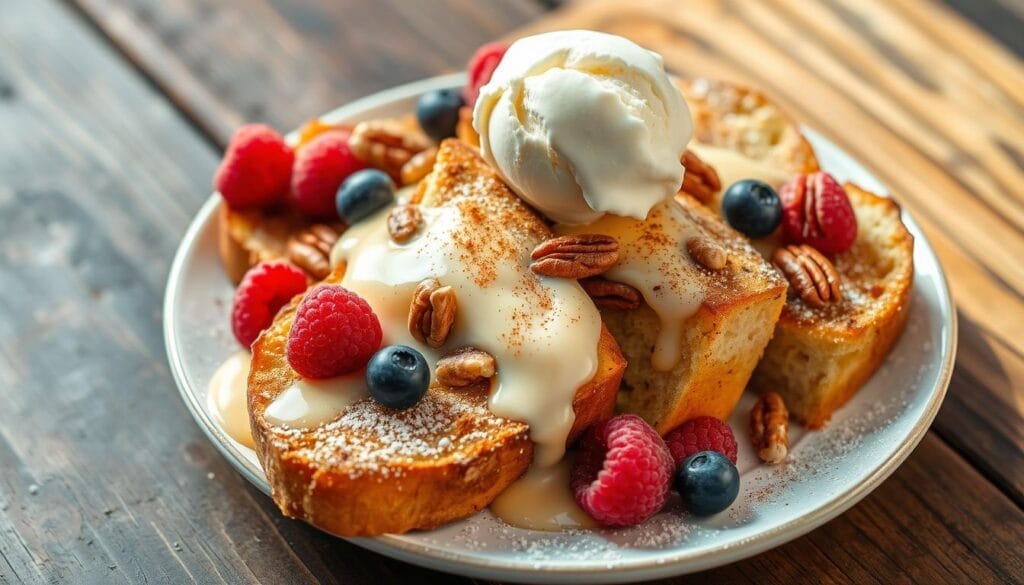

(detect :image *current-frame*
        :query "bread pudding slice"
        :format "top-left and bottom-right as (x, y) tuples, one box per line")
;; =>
(751, 185), (914, 427)
(680, 77), (914, 428)
(248, 140), (625, 536)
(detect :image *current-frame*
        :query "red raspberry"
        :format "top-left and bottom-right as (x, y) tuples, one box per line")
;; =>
(214, 124), (293, 210)
(231, 261), (308, 348)
(286, 284), (382, 379)
(463, 42), (508, 107)
(780, 172), (857, 255)
(571, 414), (674, 527)
(664, 416), (738, 466)
(289, 131), (368, 219)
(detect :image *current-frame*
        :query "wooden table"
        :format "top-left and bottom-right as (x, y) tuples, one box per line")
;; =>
(1, 0), (1022, 582)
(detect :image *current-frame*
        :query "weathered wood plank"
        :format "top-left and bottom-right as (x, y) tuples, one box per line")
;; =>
(0, 1), (478, 583)
(67, 0), (546, 147)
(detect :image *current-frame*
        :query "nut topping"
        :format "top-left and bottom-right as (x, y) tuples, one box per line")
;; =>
(686, 237), (728, 271)
(680, 149), (721, 204)
(750, 392), (789, 465)
(530, 234), (619, 279)
(387, 204), (423, 243)
(579, 277), (642, 310)
(349, 119), (430, 181)
(436, 347), (496, 388)
(399, 146), (438, 186)
(286, 224), (340, 280)
(772, 244), (842, 308)
(408, 278), (457, 348)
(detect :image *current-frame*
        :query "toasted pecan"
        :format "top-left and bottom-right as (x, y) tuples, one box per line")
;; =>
(686, 236), (728, 271)
(579, 277), (642, 310)
(349, 119), (430, 181)
(387, 204), (423, 243)
(680, 149), (721, 204)
(772, 244), (842, 307)
(286, 224), (340, 280)
(408, 278), (457, 348)
(530, 234), (619, 279)
(750, 392), (789, 464)
(436, 347), (496, 388)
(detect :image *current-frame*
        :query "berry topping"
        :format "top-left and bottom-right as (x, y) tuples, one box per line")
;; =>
(721, 179), (783, 238)
(214, 124), (293, 210)
(231, 261), (308, 348)
(674, 451), (740, 516)
(366, 345), (430, 410)
(664, 416), (738, 466)
(336, 169), (395, 224)
(780, 172), (857, 254)
(464, 42), (508, 107)
(416, 89), (464, 143)
(290, 131), (368, 219)
(285, 284), (382, 379)
(570, 414), (674, 527)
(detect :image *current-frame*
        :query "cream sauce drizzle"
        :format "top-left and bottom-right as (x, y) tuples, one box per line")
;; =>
(557, 200), (707, 371)
(318, 199), (600, 466)
(490, 455), (596, 531)
(207, 351), (255, 448)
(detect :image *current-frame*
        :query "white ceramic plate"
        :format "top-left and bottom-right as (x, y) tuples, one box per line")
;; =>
(164, 73), (956, 583)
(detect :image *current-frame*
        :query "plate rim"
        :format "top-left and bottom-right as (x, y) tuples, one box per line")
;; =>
(163, 73), (957, 583)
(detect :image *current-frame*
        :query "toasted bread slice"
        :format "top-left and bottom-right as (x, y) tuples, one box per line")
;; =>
(248, 140), (625, 536)
(751, 185), (914, 428)
(678, 78), (819, 176)
(217, 115), (422, 284)
(578, 195), (788, 434)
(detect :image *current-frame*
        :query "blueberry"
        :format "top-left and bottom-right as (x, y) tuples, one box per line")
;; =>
(366, 345), (430, 410)
(336, 169), (395, 223)
(416, 89), (464, 143)
(721, 179), (782, 238)
(675, 451), (740, 516)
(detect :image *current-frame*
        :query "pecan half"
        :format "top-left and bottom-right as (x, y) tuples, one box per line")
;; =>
(436, 347), (496, 388)
(686, 236), (727, 271)
(680, 149), (721, 204)
(387, 204), (423, 243)
(772, 244), (842, 308)
(408, 278), (457, 348)
(530, 234), (619, 279)
(399, 146), (438, 186)
(579, 277), (642, 310)
(286, 224), (340, 280)
(349, 119), (430, 181)
(750, 392), (789, 465)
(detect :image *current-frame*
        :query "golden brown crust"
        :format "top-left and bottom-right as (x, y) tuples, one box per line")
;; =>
(218, 204), (344, 284)
(677, 77), (819, 175)
(752, 185), (914, 428)
(612, 194), (788, 434)
(248, 140), (625, 536)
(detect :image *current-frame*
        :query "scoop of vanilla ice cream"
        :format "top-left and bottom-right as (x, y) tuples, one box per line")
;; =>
(473, 30), (692, 225)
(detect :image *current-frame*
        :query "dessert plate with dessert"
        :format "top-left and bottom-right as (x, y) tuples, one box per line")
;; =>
(165, 31), (955, 583)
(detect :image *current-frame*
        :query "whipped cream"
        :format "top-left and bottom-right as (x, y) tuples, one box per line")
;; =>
(473, 30), (692, 224)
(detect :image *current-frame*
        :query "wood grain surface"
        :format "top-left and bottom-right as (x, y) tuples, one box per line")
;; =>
(1, 0), (1022, 583)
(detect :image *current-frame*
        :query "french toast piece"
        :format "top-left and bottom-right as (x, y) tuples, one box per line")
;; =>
(677, 78), (819, 176)
(218, 206), (331, 284)
(751, 185), (914, 428)
(248, 140), (625, 536)
(605, 195), (788, 434)
(217, 115), (423, 284)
